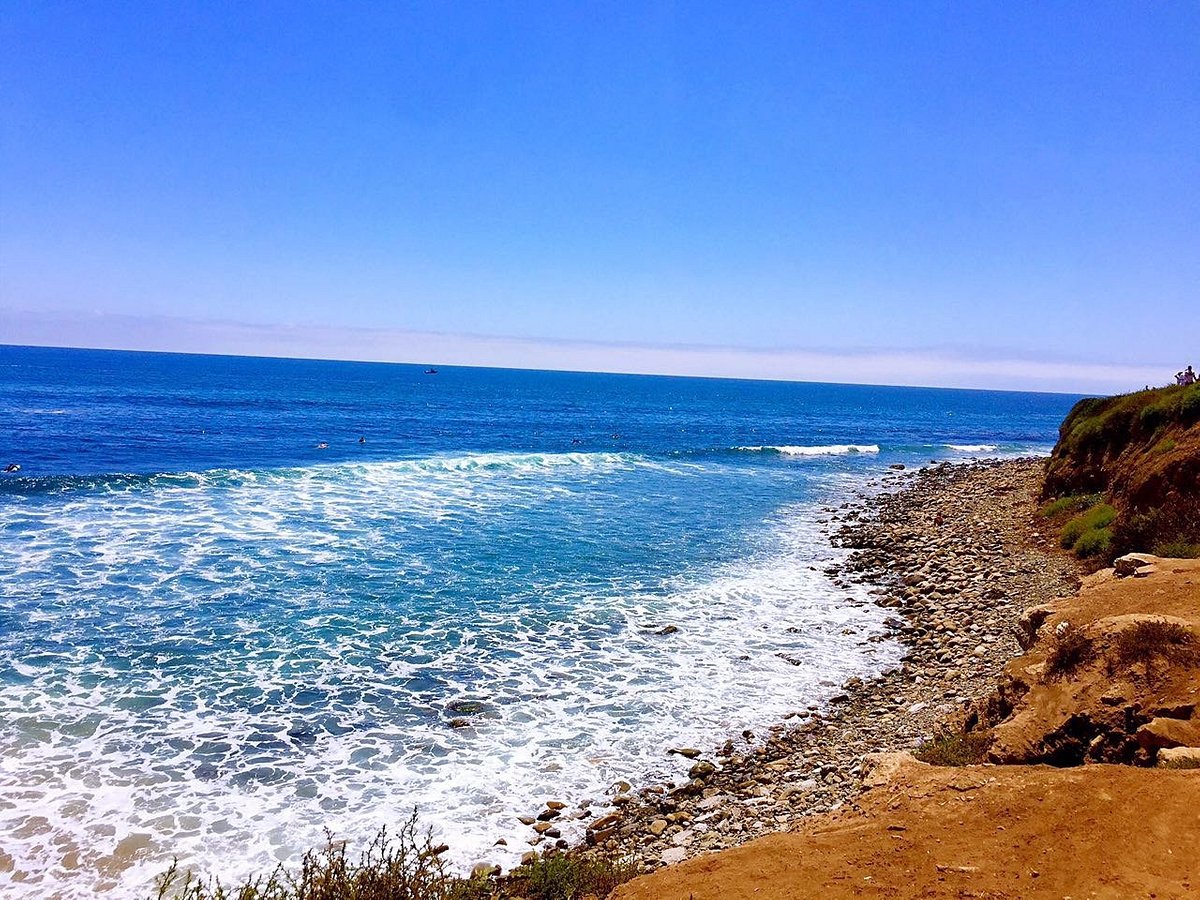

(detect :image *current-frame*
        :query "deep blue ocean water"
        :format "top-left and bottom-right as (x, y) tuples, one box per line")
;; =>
(0, 346), (1080, 897)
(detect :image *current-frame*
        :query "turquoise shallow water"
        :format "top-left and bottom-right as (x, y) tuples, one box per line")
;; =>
(0, 346), (1079, 897)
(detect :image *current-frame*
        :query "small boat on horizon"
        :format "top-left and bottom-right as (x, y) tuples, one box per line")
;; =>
(424, 367), (439, 375)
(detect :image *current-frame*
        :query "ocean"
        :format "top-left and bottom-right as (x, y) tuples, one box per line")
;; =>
(0, 345), (1080, 898)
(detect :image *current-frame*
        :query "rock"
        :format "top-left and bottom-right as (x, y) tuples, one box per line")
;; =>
(430, 843), (449, 855)
(889, 463), (906, 470)
(536, 808), (560, 821)
(587, 826), (616, 845)
(660, 847), (688, 865)
(545, 800), (566, 810)
(516, 815), (536, 826)
(648, 818), (668, 836)
(657, 625), (680, 635)
(520, 851), (539, 866)
(470, 862), (501, 878)
(669, 747), (702, 758)
(589, 812), (621, 830)
(1113, 553), (1157, 578)
(1136, 718), (1200, 752)
(1157, 747), (1200, 769)
(688, 760), (717, 779)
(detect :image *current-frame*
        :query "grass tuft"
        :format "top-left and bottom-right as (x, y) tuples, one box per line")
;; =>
(914, 731), (992, 766)
(1072, 526), (1113, 558)
(511, 852), (640, 900)
(1113, 620), (1200, 668)
(1043, 626), (1095, 680)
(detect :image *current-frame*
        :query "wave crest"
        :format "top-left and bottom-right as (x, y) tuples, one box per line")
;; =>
(735, 444), (880, 457)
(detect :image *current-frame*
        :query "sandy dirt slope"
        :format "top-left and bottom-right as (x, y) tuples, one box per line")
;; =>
(613, 753), (1200, 900)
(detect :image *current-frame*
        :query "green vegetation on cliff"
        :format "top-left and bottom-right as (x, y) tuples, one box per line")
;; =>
(1042, 384), (1200, 561)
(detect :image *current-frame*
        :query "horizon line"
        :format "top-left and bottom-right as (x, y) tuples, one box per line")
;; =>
(0, 308), (1172, 396)
(1, 339), (1105, 399)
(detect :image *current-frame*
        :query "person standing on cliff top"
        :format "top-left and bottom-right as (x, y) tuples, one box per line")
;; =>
(1184, 366), (1197, 385)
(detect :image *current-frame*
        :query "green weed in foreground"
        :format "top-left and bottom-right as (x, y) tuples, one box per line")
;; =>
(510, 853), (640, 900)
(152, 811), (639, 900)
(914, 731), (991, 766)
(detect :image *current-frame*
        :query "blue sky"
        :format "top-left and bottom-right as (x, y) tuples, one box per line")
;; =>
(1, 2), (1197, 391)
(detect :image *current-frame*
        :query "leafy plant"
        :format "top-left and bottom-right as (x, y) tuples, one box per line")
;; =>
(1060, 504), (1116, 550)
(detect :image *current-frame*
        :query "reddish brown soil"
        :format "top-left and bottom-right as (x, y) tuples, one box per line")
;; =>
(613, 755), (1200, 900)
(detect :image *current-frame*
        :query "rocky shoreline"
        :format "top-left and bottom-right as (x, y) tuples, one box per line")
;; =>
(511, 457), (1082, 873)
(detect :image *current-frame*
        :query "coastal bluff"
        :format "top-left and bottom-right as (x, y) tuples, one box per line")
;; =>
(1041, 383), (1200, 560)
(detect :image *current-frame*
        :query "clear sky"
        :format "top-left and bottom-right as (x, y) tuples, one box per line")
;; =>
(1, 2), (1197, 392)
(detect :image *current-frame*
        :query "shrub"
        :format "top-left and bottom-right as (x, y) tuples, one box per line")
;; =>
(154, 813), (457, 900)
(1151, 540), (1200, 559)
(1044, 627), (1095, 680)
(914, 731), (992, 766)
(152, 813), (639, 900)
(1073, 526), (1113, 558)
(511, 852), (640, 900)
(1182, 385), (1200, 422)
(1060, 504), (1116, 551)
(1113, 620), (1200, 667)
(1040, 494), (1101, 518)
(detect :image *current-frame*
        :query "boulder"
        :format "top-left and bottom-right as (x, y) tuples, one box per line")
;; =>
(1136, 717), (1200, 752)
(1113, 553), (1158, 578)
(1157, 747), (1200, 769)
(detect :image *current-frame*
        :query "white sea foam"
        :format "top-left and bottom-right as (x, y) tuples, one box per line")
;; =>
(945, 444), (998, 453)
(737, 444), (880, 456)
(0, 453), (899, 898)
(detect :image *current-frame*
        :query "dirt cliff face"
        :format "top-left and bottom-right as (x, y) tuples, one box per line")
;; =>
(1042, 384), (1200, 556)
(973, 557), (1200, 767)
